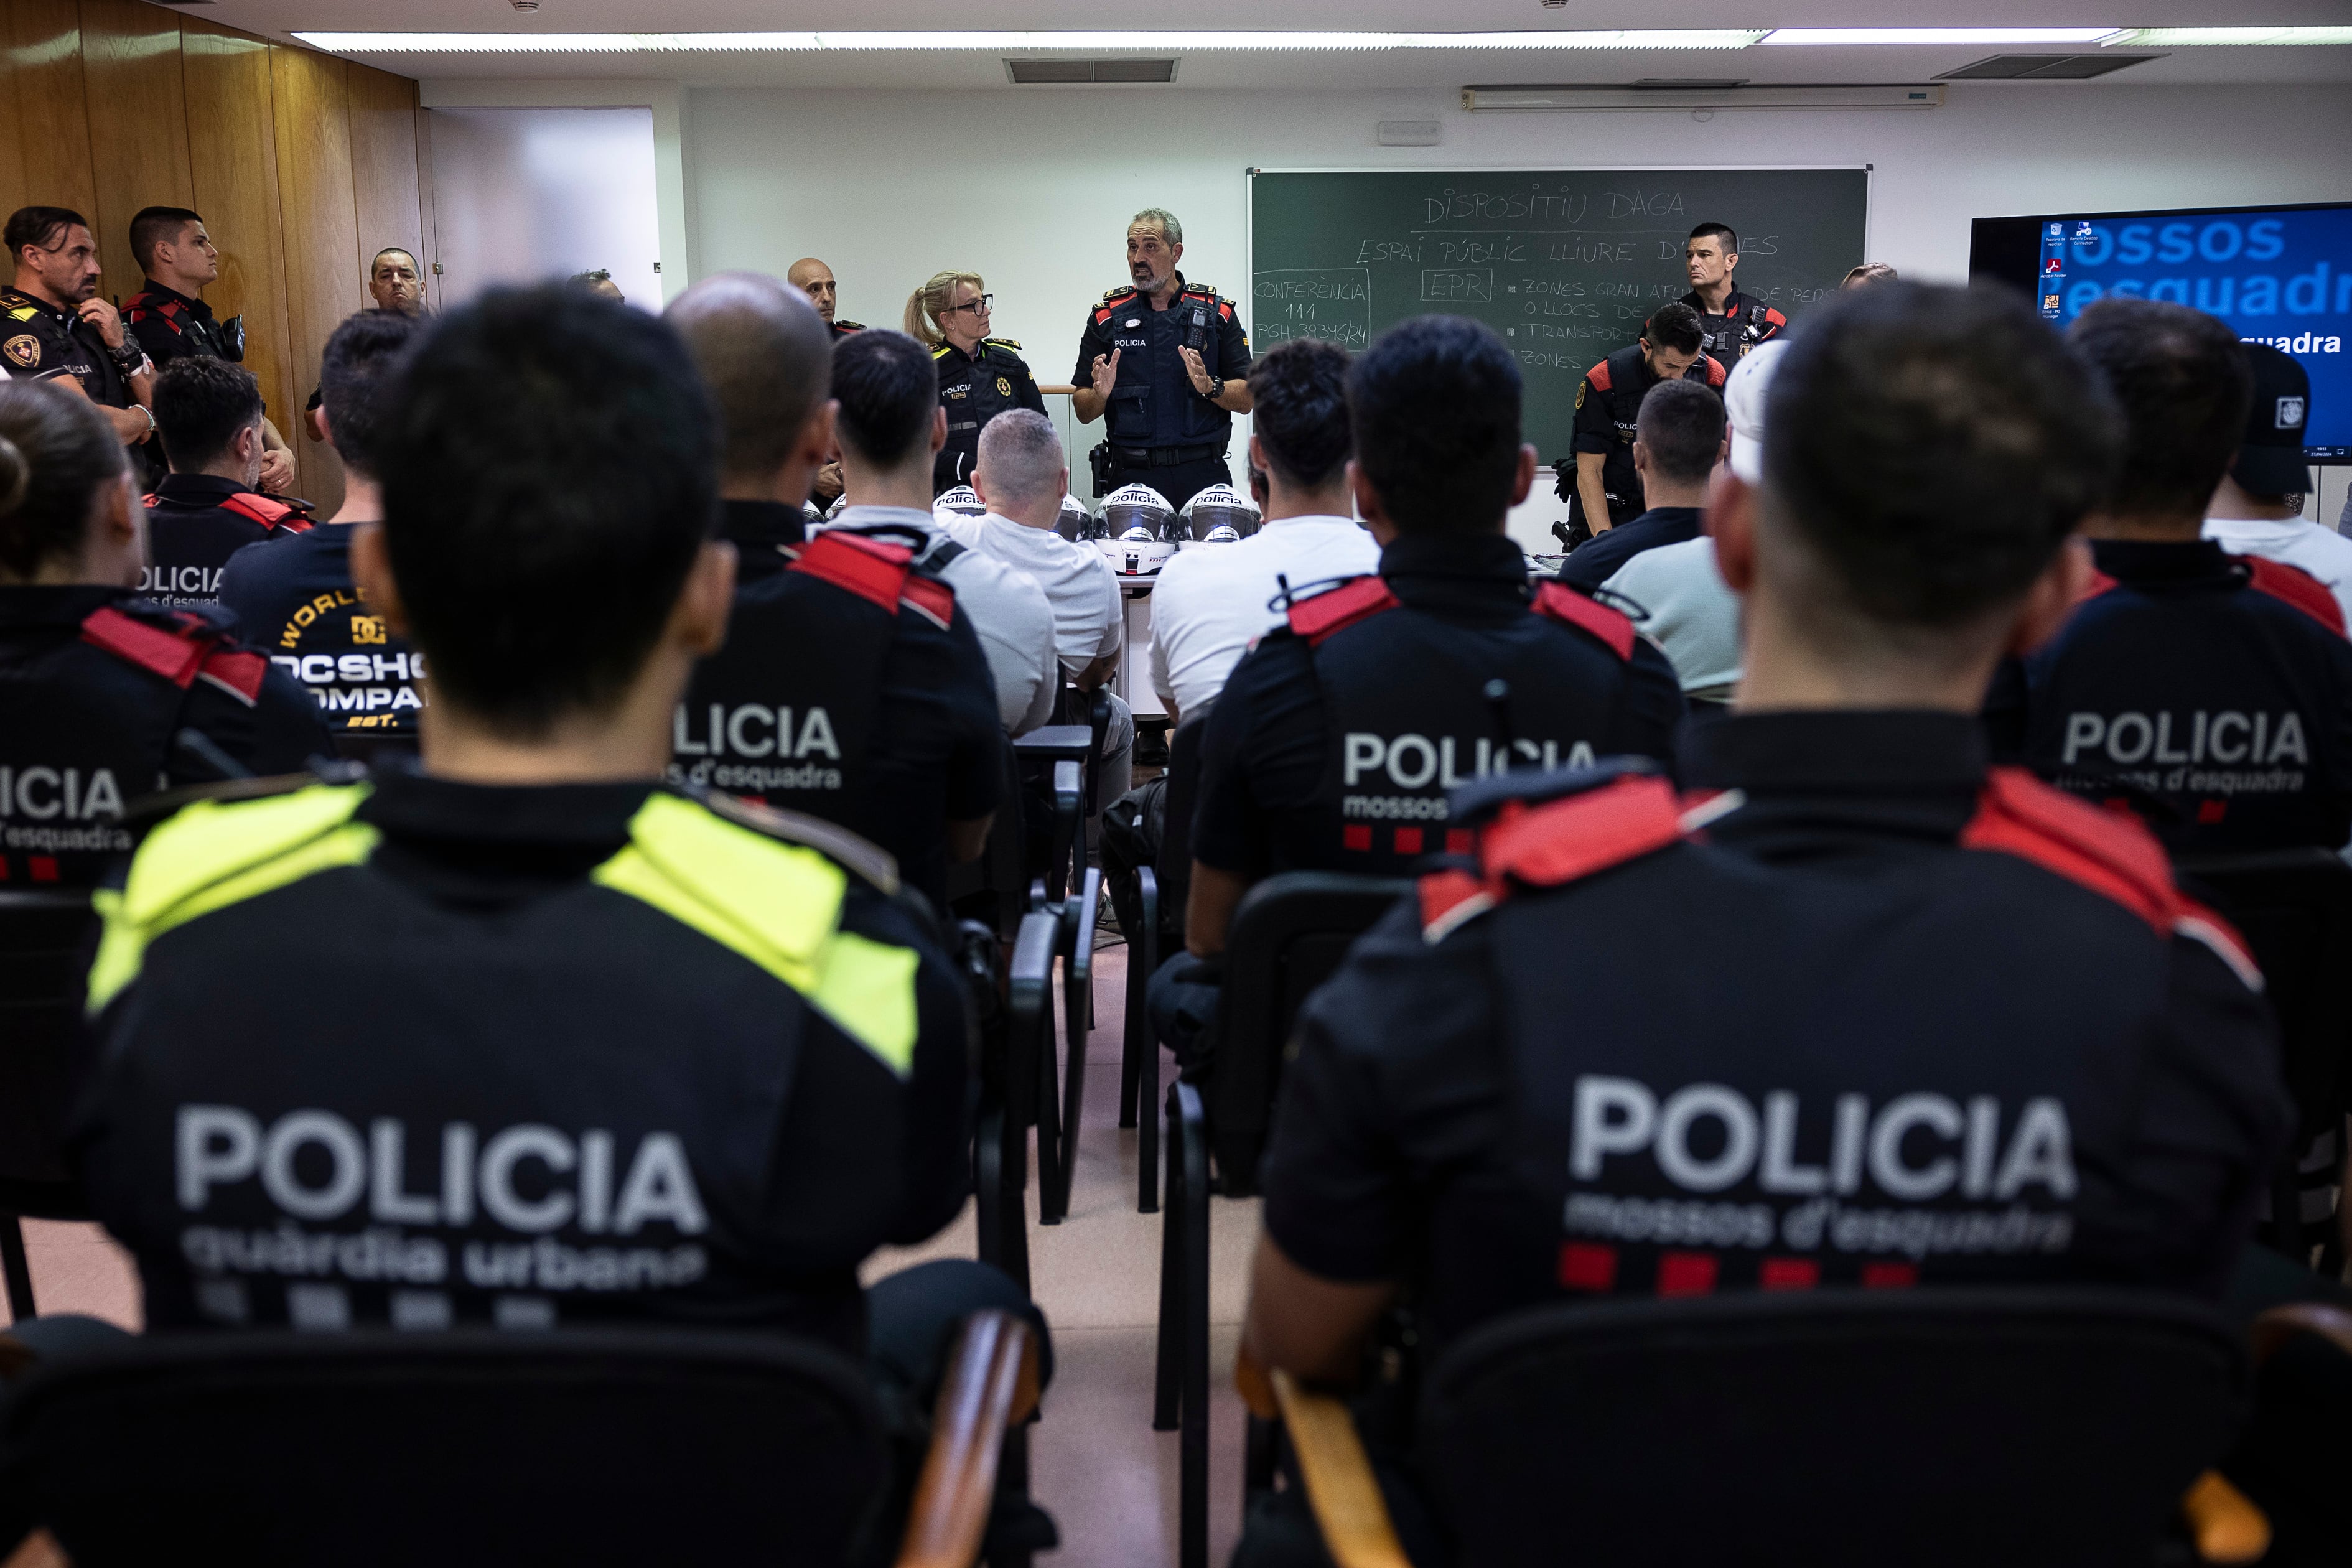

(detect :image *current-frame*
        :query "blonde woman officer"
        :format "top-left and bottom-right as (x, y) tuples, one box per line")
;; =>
(907, 269), (1045, 496)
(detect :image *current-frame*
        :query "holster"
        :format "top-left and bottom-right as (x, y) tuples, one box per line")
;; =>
(1089, 441), (1115, 498)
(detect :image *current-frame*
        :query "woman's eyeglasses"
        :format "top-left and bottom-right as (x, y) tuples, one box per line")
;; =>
(944, 294), (995, 317)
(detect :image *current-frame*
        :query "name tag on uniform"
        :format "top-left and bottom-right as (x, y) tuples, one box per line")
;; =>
(1124, 318), (1141, 328)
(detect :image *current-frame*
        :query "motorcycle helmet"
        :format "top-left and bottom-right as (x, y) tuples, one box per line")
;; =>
(1057, 493), (1094, 544)
(1178, 483), (1259, 549)
(933, 485), (986, 521)
(1096, 483), (1178, 577)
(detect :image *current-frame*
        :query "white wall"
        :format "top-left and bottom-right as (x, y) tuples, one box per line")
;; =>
(686, 82), (2352, 543)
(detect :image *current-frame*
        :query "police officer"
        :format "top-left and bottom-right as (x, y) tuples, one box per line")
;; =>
(1162, 316), (1683, 1074)
(1233, 282), (2287, 1566)
(121, 206), (297, 495)
(0, 379), (325, 890)
(302, 248), (426, 441)
(910, 270), (1045, 496)
(1072, 208), (1251, 512)
(788, 255), (859, 509)
(1986, 298), (2352, 854)
(665, 274), (1006, 913)
(1681, 221), (1787, 365)
(2, 206), (156, 455)
(1564, 302), (1725, 536)
(144, 357), (312, 608)
(220, 311), (426, 760)
(67, 290), (1049, 1519)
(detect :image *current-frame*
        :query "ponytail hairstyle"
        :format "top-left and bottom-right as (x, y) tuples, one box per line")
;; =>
(0, 380), (128, 582)
(903, 269), (986, 348)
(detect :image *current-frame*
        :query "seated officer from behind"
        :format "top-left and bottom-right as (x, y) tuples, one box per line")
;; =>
(1155, 317), (1685, 1076)
(663, 273), (1004, 914)
(1560, 378), (1726, 593)
(0, 381), (323, 888)
(1985, 299), (2352, 853)
(1239, 286), (2286, 1561)
(219, 311), (425, 760)
(72, 285), (1006, 1376)
(1565, 302), (1725, 538)
(143, 357), (310, 608)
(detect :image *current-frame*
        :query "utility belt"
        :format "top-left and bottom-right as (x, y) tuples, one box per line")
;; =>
(1090, 440), (1225, 496)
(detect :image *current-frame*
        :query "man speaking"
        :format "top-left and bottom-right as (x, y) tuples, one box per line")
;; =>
(1071, 208), (1251, 510)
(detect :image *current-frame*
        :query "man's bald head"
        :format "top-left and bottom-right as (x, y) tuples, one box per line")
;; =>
(665, 271), (834, 484)
(786, 257), (838, 322)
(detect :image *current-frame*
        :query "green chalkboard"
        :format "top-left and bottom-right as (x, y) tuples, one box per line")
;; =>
(1249, 167), (1869, 456)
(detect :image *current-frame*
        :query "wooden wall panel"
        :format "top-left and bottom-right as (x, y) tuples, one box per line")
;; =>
(179, 14), (296, 478)
(3, 0), (100, 222)
(269, 42), (359, 514)
(345, 63), (425, 292)
(77, 0), (192, 300)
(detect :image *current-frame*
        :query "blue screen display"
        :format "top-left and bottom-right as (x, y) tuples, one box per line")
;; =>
(2031, 204), (2352, 457)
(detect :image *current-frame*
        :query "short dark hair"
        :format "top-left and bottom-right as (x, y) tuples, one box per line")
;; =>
(376, 285), (718, 734)
(320, 309), (421, 480)
(1643, 303), (1704, 356)
(666, 272), (834, 483)
(1348, 315), (1522, 534)
(4, 207), (86, 264)
(2068, 299), (2252, 521)
(1246, 339), (1352, 491)
(1635, 379), (1727, 485)
(152, 357), (264, 474)
(1764, 280), (2121, 630)
(130, 205), (202, 273)
(0, 380), (126, 578)
(1688, 222), (1739, 253)
(831, 330), (936, 470)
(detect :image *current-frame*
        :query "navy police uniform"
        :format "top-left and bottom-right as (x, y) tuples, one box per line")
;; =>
(142, 474), (312, 608)
(1678, 286), (1786, 366)
(673, 502), (1004, 912)
(933, 337), (1045, 496)
(1, 285), (138, 409)
(1984, 540), (2352, 854)
(124, 279), (241, 369)
(1193, 533), (1686, 884)
(219, 521), (422, 754)
(1559, 505), (1705, 595)
(1074, 273), (1249, 511)
(1567, 343), (1727, 531)
(831, 318), (866, 341)
(1261, 712), (2288, 1368)
(70, 767), (971, 1353)
(0, 586), (327, 889)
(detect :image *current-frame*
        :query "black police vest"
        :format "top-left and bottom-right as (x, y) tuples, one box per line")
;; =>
(0, 594), (273, 889)
(671, 530), (955, 826)
(934, 339), (1035, 493)
(1286, 576), (1646, 875)
(1098, 285), (1231, 449)
(1421, 765), (2242, 1305)
(125, 284), (237, 363)
(142, 485), (311, 607)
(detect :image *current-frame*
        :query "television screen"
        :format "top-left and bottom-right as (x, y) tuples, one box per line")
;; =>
(1971, 201), (2352, 462)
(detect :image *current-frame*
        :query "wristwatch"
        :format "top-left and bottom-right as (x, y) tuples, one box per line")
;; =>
(1203, 375), (1224, 399)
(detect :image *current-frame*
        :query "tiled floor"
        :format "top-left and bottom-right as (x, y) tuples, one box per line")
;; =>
(12, 941), (1258, 1566)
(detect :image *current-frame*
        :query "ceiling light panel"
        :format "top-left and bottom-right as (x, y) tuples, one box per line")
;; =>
(1760, 28), (2125, 46)
(2106, 26), (2352, 45)
(290, 28), (1768, 54)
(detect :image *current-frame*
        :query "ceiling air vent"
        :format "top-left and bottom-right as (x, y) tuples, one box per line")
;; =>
(1939, 52), (2162, 80)
(1007, 58), (1178, 84)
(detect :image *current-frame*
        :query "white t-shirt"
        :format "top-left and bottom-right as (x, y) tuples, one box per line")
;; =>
(2203, 514), (2352, 633)
(833, 505), (1058, 734)
(1601, 536), (1742, 700)
(947, 511), (1123, 679)
(1147, 513), (1381, 717)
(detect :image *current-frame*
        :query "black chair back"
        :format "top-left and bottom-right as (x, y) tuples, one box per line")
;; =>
(1421, 1288), (2244, 1567)
(1154, 710), (1211, 947)
(1206, 872), (1411, 1196)
(0, 1328), (892, 1567)
(0, 890), (98, 1196)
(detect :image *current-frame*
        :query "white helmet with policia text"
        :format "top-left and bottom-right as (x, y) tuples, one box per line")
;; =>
(932, 485), (986, 521)
(1178, 483), (1259, 548)
(1097, 483), (1177, 577)
(1057, 493), (1095, 543)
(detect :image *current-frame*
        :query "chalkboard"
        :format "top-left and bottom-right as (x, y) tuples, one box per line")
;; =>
(1249, 168), (1869, 455)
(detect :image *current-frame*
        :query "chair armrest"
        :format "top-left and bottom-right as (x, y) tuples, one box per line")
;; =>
(895, 1309), (1042, 1568)
(2250, 1301), (2352, 1366)
(2180, 1470), (2270, 1565)
(1232, 1343), (1411, 1568)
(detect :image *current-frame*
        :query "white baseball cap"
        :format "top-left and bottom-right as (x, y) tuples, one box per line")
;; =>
(1722, 338), (1791, 486)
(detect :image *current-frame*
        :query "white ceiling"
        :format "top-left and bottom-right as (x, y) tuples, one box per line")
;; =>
(162, 0), (2352, 89)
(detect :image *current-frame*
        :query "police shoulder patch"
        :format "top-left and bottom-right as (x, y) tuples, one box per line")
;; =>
(835, 319), (866, 332)
(220, 491), (311, 533)
(2244, 556), (2346, 635)
(1701, 354), (1729, 388)
(933, 343), (953, 359)
(1482, 773), (1687, 891)
(1285, 575), (1399, 646)
(985, 336), (1024, 353)
(2, 332), (40, 370)
(1531, 580), (1636, 660)
(1585, 359), (1612, 393)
